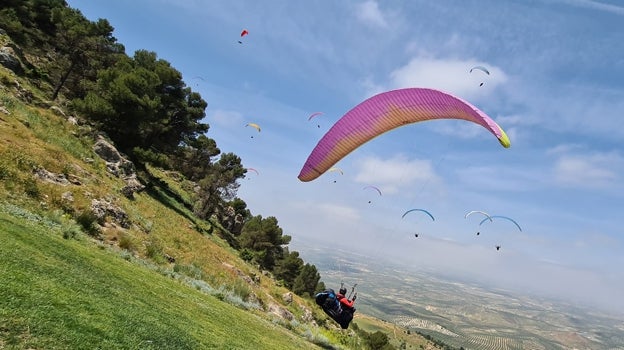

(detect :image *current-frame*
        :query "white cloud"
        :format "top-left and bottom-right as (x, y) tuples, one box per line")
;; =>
(360, 76), (386, 99)
(495, 114), (531, 127)
(355, 0), (388, 27)
(546, 143), (586, 155)
(503, 83), (624, 141)
(553, 153), (622, 188)
(353, 155), (441, 194)
(386, 57), (507, 100)
(318, 203), (361, 223)
(209, 109), (244, 129)
(456, 165), (544, 192)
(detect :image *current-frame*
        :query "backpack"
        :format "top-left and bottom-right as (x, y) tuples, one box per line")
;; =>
(315, 289), (342, 317)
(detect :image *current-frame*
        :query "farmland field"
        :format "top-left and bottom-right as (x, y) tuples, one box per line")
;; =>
(295, 242), (624, 350)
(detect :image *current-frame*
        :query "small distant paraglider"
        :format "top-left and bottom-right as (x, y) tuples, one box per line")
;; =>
(363, 185), (382, 203)
(479, 215), (522, 232)
(328, 167), (343, 175)
(479, 215), (522, 252)
(246, 123), (261, 138)
(402, 209), (435, 221)
(470, 66), (490, 75)
(238, 29), (249, 44)
(308, 112), (324, 128)
(246, 167), (259, 176)
(328, 167), (343, 183)
(402, 209), (434, 238)
(464, 210), (492, 221)
(465, 210), (492, 236)
(470, 65), (490, 87)
(192, 76), (206, 87)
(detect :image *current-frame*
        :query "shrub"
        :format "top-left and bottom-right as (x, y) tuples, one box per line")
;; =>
(118, 232), (137, 252)
(173, 263), (204, 280)
(61, 223), (82, 239)
(23, 178), (40, 198)
(145, 236), (165, 263)
(230, 279), (251, 301)
(239, 248), (254, 262)
(75, 210), (101, 236)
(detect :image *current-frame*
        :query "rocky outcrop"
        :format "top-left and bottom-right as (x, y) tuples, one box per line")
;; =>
(267, 302), (294, 321)
(120, 177), (145, 198)
(220, 205), (244, 234)
(93, 136), (135, 177)
(49, 106), (66, 117)
(0, 46), (22, 73)
(92, 136), (145, 198)
(301, 306), (315, 324)
(91, 197), (130, 229)
(222, 262), (256, 286)
(34, 167), (70, 186)
(282, 292), (293, 304)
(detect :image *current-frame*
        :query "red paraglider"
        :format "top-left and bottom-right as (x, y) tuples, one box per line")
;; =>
(238, 29), (249, 44)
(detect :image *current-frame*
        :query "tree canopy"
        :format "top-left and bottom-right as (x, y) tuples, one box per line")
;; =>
(74, 50), (208, 155)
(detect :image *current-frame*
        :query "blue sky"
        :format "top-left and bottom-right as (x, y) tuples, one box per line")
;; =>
(67, 0), (624, 314)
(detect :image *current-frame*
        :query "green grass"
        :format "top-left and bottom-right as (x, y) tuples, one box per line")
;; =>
(0, 211), (321, 350)
(353, 315), (431, 350)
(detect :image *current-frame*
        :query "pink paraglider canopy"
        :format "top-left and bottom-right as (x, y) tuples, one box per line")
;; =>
(298, 88), (510, 182)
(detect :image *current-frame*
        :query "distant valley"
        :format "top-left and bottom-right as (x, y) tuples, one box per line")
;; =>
(294, 240), (624, 350)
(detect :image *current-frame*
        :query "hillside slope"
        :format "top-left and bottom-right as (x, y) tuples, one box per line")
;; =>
(0, 210), (324, 350)
(0, 22), (441, 348)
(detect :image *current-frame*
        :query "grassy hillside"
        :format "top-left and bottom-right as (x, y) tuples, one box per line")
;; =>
(0, 209), (321, 349)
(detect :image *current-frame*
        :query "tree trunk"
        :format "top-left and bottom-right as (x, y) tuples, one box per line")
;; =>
(51, 59), (76, 101)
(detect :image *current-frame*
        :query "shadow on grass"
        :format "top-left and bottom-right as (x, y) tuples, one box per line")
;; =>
(143, 183), (212, 236)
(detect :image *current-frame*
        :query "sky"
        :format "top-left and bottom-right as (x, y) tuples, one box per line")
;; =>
(66, 0), (624, 315)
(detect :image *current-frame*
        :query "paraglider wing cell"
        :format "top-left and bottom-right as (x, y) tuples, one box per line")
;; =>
(246, 168), (259, 175)
(241, 29), (249, 37)
(297, 88), (510, 182)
